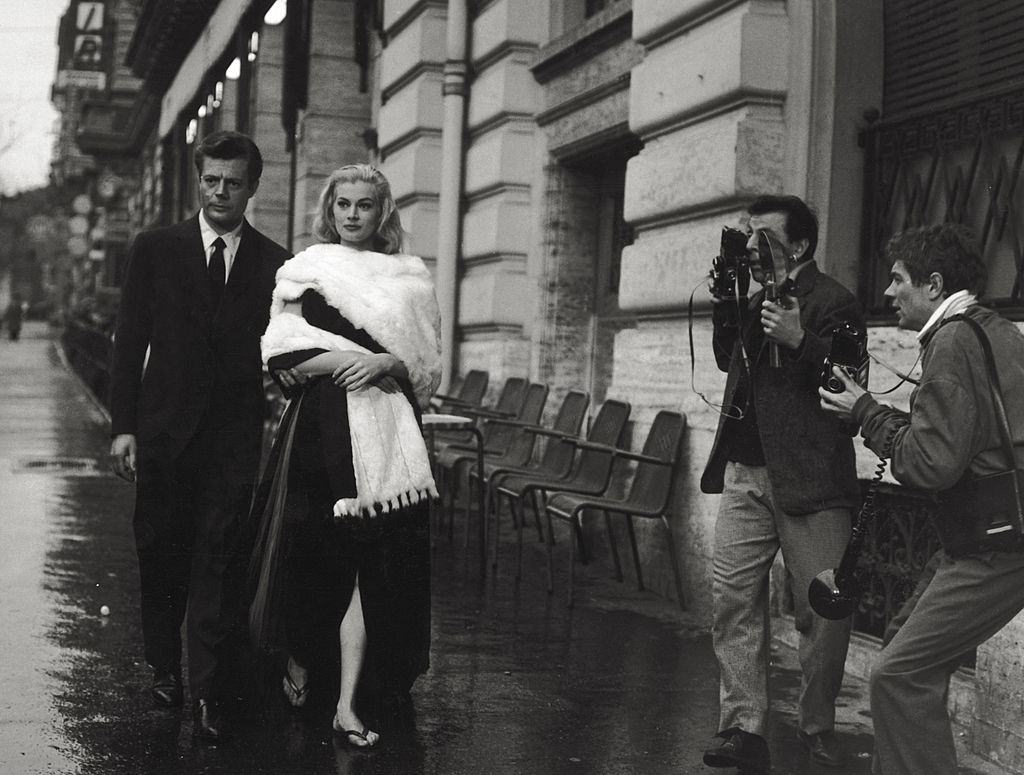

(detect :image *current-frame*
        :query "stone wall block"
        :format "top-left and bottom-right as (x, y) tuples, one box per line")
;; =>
(311, 0), (355, 58)
(624, 108), (783, 225)
(464, 125), (536, 196)
(458, 336), (532, 400)
(971, 614), (1024, 772)
(632, 0), (734, 44)
(381, 136), (444, 202)
(471, 0), (546, 65)
(397, 198), (440, 259)
(380, 8), (446, 92)
(630, 3), (787, 138)
(544, 87), (631, 155)
(467, 55), (540, 132)
(458, 268), (531, 327)
(377, 73), (444, 150)
(383, 0), (441, 32)
(541, 40), (643, 113)
(462, 195), (533, 259)
(618, 211), (747, 312)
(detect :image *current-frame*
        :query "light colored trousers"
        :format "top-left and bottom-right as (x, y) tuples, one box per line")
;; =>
(871, 549), (1024, 775)
(712, 462), (853, 736)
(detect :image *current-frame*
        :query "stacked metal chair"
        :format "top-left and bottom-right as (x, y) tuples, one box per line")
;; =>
(434, 381), (549, 544)
(544, 410), (687, 609)
(490, 399), (632, 581)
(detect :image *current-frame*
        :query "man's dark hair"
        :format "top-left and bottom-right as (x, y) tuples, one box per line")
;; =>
(747, 194), (819, 262)
(885, 224), (987, 296)
(193, 131), (263, 184)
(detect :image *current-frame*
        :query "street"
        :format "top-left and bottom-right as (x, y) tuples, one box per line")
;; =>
(3, 320), (996, 775)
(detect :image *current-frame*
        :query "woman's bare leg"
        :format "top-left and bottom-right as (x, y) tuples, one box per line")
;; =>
(333, 576), (379, 746)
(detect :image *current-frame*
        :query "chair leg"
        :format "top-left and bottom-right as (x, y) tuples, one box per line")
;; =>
(514, 496), (525, 583)
(544, 504), (556, 595)
(662, 515), (686, 611)
(490, 487), (500, 571)
(572, 512), (589, 565)
(624, 514), (644, 591)
(445, 467), (457, 542)
(531, 490), (545, 543)
(567, 510), (581, 608)
(602, 509), (623, 582)
(462, 465), (474, 549)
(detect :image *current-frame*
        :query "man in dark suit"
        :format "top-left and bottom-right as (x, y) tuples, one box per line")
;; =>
(700, 195), (863, 773)
(109, 131), (289, 741)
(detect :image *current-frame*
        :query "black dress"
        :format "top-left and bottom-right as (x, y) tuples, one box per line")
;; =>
(249, 289), (430, 712)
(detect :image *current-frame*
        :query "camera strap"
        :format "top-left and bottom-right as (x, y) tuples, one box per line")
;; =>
(941, 314), (1021, 477)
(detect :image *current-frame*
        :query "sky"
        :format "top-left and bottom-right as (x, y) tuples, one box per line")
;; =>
(0, 0), (69, 194)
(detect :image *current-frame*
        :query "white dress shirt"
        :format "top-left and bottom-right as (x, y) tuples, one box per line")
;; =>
(198, 210), (244, 282)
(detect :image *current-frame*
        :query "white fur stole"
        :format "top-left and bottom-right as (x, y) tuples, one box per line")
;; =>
(261, 244), (441, 517)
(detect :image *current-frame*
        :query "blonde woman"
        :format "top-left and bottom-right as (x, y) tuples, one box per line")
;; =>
(250, 164), (441, 748)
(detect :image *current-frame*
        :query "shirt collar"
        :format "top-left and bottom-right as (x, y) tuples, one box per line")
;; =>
(198, 209), (244, 253)
(917, 289), (978, 342)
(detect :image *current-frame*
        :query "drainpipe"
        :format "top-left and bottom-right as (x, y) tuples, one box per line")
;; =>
(435, 0), (468, 393)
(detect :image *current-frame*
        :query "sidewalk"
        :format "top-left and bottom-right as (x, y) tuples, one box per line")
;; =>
(0, 322), (1005, 774)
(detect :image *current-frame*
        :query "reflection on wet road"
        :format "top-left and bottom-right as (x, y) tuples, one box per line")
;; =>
(0, 323), (884, 774)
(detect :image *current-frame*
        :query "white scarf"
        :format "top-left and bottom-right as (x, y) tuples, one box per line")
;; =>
(261, 243), (442, 517)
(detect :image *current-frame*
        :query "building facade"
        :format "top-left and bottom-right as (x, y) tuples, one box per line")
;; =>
(49, 0), (1024, 768)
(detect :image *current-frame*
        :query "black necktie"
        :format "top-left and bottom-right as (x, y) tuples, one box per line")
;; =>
(209, 237), (226, 307)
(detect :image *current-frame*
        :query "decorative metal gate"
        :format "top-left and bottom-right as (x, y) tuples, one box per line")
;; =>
(859, 87), (1024, 316)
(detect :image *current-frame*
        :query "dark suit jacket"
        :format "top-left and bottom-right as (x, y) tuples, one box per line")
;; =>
(700, 261), (863, 516)
(109, 216), (289, 461)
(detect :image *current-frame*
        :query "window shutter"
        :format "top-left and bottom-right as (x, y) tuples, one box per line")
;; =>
(884, 0), (1024, 120)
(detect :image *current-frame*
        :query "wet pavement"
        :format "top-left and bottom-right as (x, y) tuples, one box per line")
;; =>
(0, 322), (1002, 774)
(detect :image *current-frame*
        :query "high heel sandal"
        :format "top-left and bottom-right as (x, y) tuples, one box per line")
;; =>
(282, 659), (309, 708)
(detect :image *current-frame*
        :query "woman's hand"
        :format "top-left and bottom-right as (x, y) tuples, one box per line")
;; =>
(331, 352), (400, 392)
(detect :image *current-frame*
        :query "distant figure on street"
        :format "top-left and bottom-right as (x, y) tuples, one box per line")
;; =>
(4, 293), (24, 340)
(108, 131), (290, 742)
(250, 164), (441, 748)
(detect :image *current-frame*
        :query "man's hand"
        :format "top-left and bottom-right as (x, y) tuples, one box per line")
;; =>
(706, 274), (725, 305)
(110, 434), (138, 482)
(761, 295), (804, 350)
(274, 367), (309, 388)
(819, 366), (867, 421)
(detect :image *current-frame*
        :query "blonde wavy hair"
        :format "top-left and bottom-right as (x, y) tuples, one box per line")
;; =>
(311, 164), (405, 254)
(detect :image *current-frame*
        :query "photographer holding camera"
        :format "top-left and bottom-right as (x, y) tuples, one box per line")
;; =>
(820, 224), (1024, 775)
(701, 195), (865, 772)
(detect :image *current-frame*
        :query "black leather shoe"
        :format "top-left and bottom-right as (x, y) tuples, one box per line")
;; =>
(798, 729), (847, 767)
(702, 727), (771, 772)
(192, 699), (228, 743)
(151, 672), (182, 708)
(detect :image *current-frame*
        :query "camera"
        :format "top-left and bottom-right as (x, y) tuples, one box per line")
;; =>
(710, 227), (751, 301)
(821, 322), (869, 393)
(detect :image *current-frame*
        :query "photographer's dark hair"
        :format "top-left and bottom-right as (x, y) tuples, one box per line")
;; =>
(748, 194), (819, 262)
(193, 131), (263, 184)
(885, 224), (986, 297)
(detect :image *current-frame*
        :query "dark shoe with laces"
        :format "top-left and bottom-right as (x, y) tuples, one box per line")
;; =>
(151, 671), (182, 708)
(702, 727), (771, 772)
(798, 729), (847, 768)
(192, 699), (228, 743)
